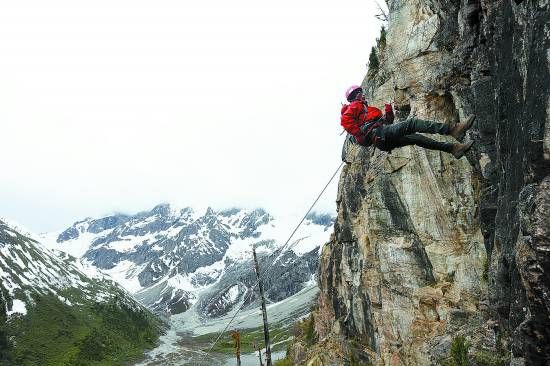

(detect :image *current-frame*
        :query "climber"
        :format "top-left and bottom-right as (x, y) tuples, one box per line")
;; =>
(341, 85), (475, 158)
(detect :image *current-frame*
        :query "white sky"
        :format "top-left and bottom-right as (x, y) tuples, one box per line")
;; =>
(0, 0), (385, 232)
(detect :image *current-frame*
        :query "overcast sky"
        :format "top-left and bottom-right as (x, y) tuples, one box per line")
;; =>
(0, 1), (385, 233)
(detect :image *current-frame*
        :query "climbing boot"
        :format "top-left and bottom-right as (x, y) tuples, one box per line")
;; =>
(449, 114), (476, 139)
(451, 140), (474, 159)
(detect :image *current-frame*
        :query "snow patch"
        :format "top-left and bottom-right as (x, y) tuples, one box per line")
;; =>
(78, 259), (109, 280)
(7, 299), (27, 316)
(41, 230), (107, 258)
(167, 274), (196, 292)
(192, 259), (224, 279)
(165, 225), (183, 238)
(101, 260), (144, 293)
(106, 232), (157, 252)
(225, 285), (240, 303)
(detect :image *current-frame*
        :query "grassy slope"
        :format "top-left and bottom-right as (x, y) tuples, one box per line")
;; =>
(1, 292), (163, 366)
(194, 324), (292, 355)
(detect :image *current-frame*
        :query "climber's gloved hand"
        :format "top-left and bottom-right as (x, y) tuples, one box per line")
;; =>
(384, 103), (394, 124)
(359, 123), (371, 134)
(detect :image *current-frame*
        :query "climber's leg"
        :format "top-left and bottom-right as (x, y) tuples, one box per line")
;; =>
(382, 133), (453, 153)
(379, 117), (450, 139)
(378, 114), (475, 140)
(374, 132), (474, 158)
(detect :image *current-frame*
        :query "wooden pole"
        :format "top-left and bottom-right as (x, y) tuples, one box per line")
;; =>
(253, 341), (264, 366)
(253, 247), (272, 366)
(231, 330), (242, 366)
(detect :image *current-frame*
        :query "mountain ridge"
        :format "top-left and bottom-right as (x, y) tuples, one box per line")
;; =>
(41, 204), (334, 318)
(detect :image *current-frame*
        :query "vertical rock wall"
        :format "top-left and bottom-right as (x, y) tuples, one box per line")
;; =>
(304, 0), (549, 365)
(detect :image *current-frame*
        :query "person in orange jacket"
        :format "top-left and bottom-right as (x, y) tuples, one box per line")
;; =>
(341, 85), (474, 158)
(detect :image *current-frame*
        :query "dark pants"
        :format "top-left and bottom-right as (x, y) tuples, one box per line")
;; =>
(373, 117), (454, 153)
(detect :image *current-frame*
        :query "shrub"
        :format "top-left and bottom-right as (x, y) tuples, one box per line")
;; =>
(377, 26), (387, 50)
(274, 357), (294, 366)
(442, 336), (469, 366)
(482, 257), (489, 282)
(474, 350), (509, 366)
(304, 313), (317, 346)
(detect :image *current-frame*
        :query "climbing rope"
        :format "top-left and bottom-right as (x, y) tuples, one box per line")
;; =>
(194, 161), (345, 365)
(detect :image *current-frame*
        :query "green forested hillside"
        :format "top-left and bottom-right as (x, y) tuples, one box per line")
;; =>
(1, 293), (162, 366)
(0, 220), (163, 366)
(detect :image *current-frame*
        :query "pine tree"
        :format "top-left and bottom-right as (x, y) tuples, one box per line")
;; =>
(0, 295), (13, 364)
(367, 46), (380, 79)
(378, 26), (386, 50)
(304, 313), (316, 346)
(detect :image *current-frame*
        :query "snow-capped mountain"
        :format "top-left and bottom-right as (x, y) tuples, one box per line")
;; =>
(0, 218), (126, 316)
(42, 204), (334, 317)
(0, 218), (162, 365)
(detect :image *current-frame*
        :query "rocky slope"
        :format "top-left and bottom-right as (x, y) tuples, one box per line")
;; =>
(43, 205), (333, 318)
(286, 0), (549, 365)
(0, 218), (162, 365)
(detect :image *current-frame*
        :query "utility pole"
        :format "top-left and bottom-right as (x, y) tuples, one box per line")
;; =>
(253, 247), (272, 366)
(231, 330), (242, 366)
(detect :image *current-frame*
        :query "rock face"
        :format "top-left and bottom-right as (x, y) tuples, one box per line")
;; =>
(298, 0), (549, 365)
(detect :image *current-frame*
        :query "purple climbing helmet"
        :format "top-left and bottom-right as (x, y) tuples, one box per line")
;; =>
(345, 85), (363, 102)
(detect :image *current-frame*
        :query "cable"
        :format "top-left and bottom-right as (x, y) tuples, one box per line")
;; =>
(195, 162), (344, 365)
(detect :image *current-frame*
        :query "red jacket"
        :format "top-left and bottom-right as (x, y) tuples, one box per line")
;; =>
(341, 101), (383, 145)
